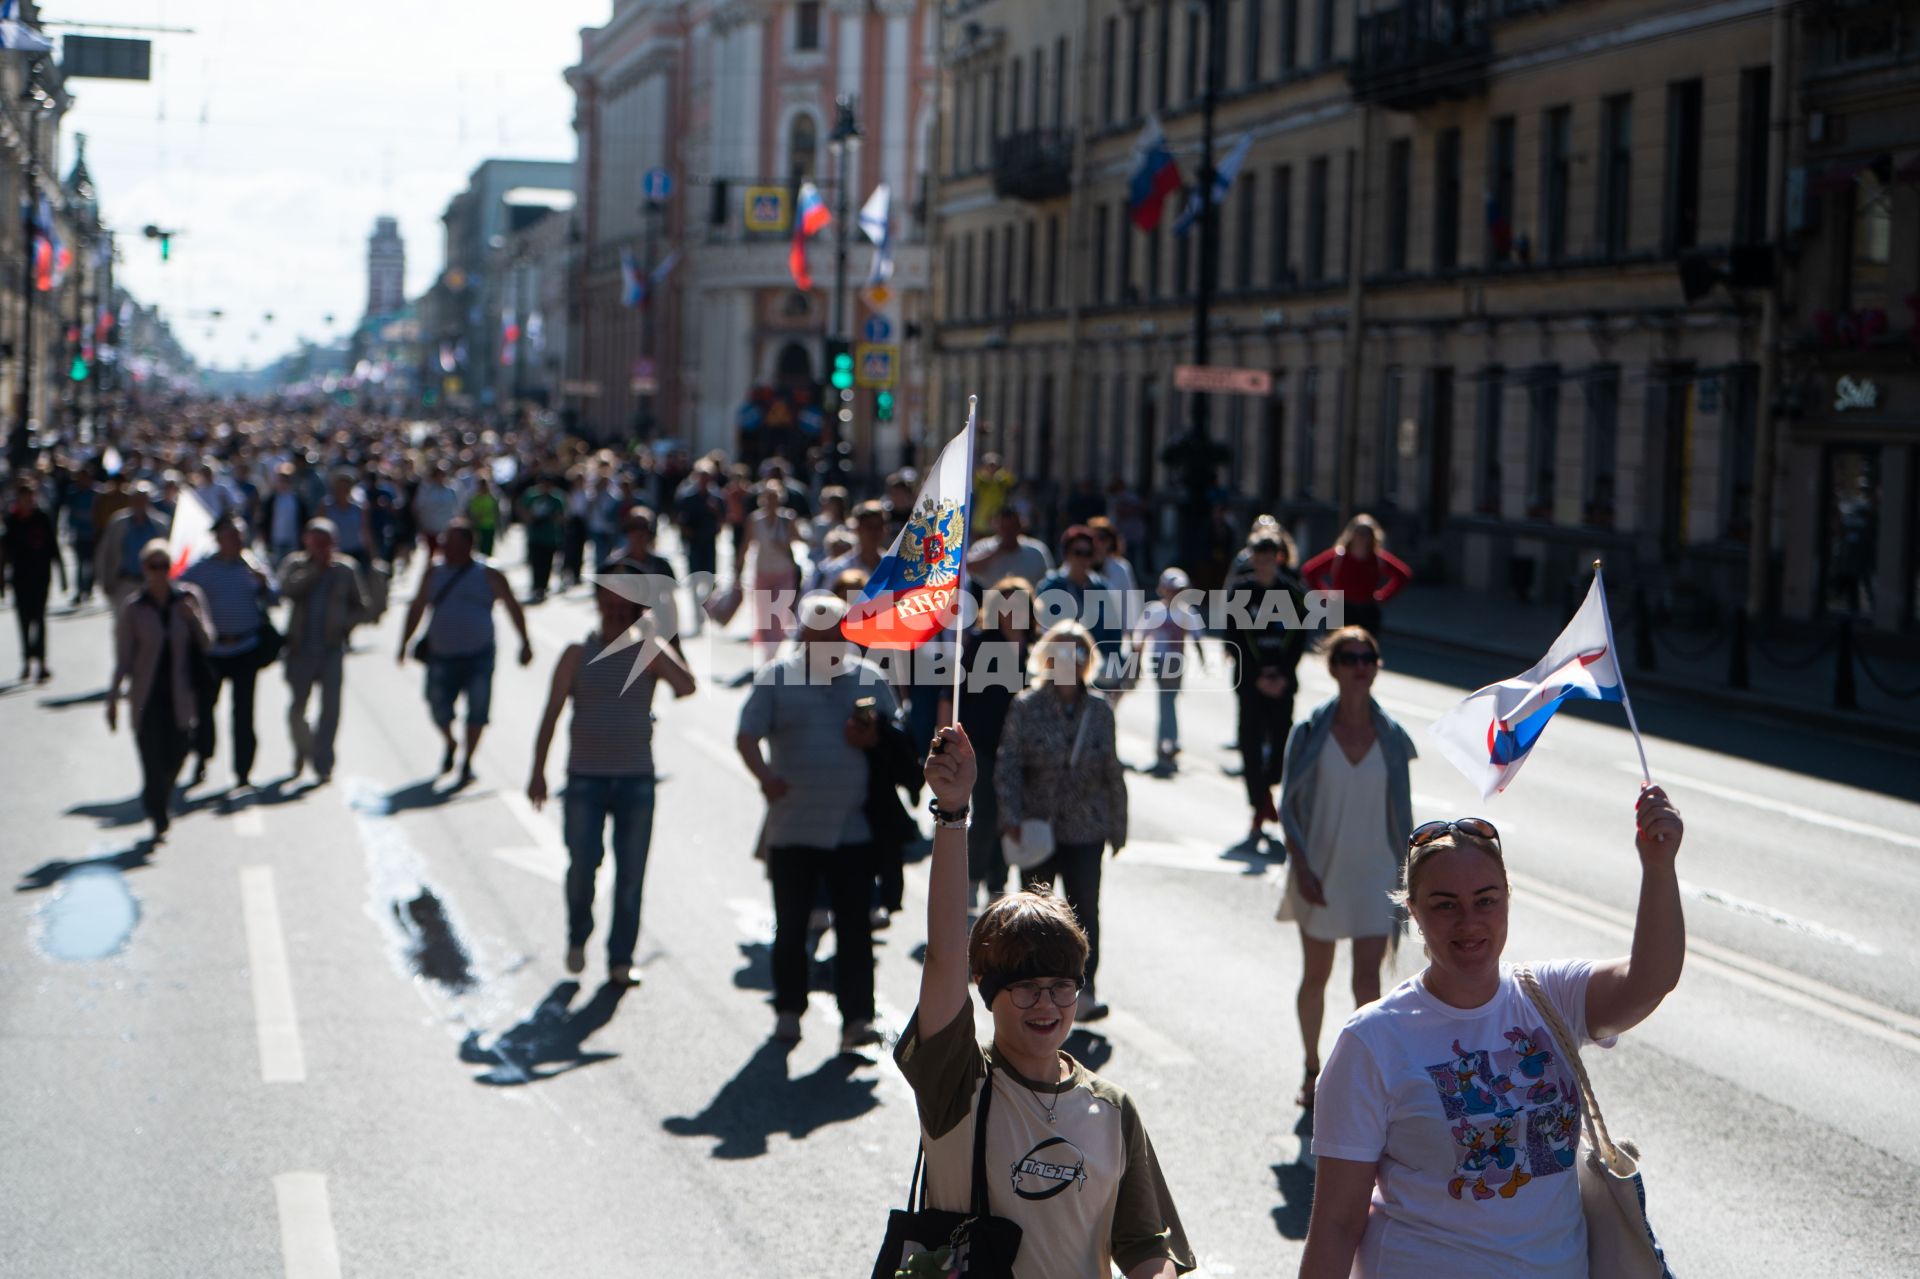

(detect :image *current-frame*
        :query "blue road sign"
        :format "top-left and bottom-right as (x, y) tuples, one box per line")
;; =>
(643, 168), (673, 202)
(862, 314), (892, 343)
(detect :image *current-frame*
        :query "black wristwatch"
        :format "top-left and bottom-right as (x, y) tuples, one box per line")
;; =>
(928, 798), (970, 829)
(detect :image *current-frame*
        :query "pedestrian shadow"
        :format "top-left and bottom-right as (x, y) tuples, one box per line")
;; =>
(662, 1039), (880, 1160)
(63, 795), (147, 829)
(208, 781), (315, 816)
(37, 687), (107, 709)
(458, 980), (627, 1086)
(1220, 834), (1283, 876)
(1271, 1110), (1316, 1240)
(732, 938), (836, 995)
(1062, 1028), (1114, 1072)
(381, 778), (484, 814)
(16, 842), (156, 892)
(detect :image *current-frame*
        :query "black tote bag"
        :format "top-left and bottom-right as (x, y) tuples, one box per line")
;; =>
(872, 1068), (1023, 1278)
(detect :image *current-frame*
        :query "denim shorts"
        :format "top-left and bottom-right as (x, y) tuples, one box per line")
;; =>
(426, 649), (495, 728)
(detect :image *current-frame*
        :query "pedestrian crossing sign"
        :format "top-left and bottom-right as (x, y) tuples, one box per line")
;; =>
(744, 186), (790, 233)
(855, 343), (897, 388)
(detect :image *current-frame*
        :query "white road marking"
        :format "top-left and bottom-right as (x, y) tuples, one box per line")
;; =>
(239, 866), (306, 1084)
(497, 785), (567, 858)
(235, 809), (266, 838)
(271, 1171), (342, 1279)
(493, 845), (564, 884)
(1510, 871), (1920, 1055)
(1119, 839), (1280, 880)
(1678, 879), (1882, 956)
(1615, 761), (1920, 851)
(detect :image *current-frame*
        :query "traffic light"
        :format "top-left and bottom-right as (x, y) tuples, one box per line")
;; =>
(69, 356), (87, 382)
(875, 389), (895, 422)
(830, 347), (855, 392)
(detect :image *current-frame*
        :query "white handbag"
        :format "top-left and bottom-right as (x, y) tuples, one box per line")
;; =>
(1001, 704), (1091, 871)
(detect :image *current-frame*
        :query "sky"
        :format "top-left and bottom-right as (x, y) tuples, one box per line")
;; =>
(53, 0), (609, 370)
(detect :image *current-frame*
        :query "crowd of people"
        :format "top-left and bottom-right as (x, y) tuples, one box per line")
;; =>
(1, 406), (1690, 1275)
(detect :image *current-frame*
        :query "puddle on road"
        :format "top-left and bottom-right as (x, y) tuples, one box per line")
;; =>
(36, 865), (140, 961)
(392, 888), (476, 993)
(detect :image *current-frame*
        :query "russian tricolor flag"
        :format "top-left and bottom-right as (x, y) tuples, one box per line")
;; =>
(1128, 116), (1182, 232)
(1429, 571), (1642, 797)
(789, 181), (832, 291)
(840, 416), (973, 650)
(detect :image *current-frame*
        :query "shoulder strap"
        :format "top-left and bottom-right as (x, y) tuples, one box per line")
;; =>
(429, 560), (475, 609)
(1067, 700), (1093, 768)
(1515, 967), (1631, 1176)
(970, 1064), (996, 1218)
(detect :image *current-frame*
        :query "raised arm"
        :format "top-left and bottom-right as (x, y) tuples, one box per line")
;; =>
(918, 724), (977, 1039)
(1585, 785), (1686, 1040)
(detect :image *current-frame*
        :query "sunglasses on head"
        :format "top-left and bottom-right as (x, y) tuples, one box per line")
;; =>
(1409, 817), (1501, 851)
(1332, 648), (1379, 667)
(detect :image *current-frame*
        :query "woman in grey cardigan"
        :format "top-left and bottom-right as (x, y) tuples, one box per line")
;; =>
(996, 620), (1128, 1021)
(1276, 625), (1416, 1109)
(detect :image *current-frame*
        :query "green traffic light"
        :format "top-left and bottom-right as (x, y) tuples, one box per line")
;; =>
(69, 357), (87, 382)
(831, 352), (855, 391)
(875, 390), (894, 421)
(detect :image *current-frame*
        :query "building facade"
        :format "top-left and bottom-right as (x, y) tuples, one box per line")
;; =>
(568, 0), (937, 464)
(365, 216), (406, 320)
(931, 0), (1896, 629)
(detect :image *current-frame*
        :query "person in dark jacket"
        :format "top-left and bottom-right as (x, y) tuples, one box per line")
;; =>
(858, 694), (924, 930)
(3, 477), (66, 682)
(1225, 530), (1308, 848)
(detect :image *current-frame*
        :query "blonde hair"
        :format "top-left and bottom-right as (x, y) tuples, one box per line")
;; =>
(1338, 513), (1386, 553)
(1028, 620), (1098, 687)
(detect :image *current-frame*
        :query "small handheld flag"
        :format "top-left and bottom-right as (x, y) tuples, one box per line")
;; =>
(167, 490), (217, 578)
(1428, 565), (1649, 797)
(840, 409), (974, 652)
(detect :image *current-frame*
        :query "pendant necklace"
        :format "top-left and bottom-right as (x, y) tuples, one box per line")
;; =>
(1022, 1056), (1066, 1125)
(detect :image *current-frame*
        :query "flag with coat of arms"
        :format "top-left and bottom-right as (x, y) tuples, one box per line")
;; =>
(840, 415), (974, 650)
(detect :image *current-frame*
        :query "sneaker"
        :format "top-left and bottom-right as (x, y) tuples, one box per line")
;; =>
(438, 742), (456, 775)
(808, 907), (832, 933)
(456, 761), (475, 789)
(609, 963), (640, 988)
(565, 946), (586, 975)
(772, 1012), (803, 1043)
(840, 1019), (884, 1052)
(1075, 989), (1110, 1022)
(869, 906), (891, 931)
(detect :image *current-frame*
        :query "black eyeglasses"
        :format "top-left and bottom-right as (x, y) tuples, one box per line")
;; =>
(1333, 649), (1380, 667)
(1005, 977), (1084, 1009)
(1409, 817), (1501, 851)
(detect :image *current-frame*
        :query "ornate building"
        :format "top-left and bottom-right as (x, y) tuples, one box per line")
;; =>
(365, 216), (406, 320)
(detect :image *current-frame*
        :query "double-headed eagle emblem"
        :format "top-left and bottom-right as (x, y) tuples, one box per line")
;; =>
(899, 497), (963, 589)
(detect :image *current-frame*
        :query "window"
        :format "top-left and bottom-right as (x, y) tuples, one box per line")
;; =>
(1735, 68), (1771, 244)
(1009, 60), (1023, 138)
(1270, 163), (1293, 286)
(944, 240), (957, 319)
(1664, 78), (1703, 253)
(1542, 106), (1571, 261)
(1127, 8), (1143, 120)
(1148, 221), (1163, 300)
(1245, 0), (1263, 85)
(795, 0), (821, 52)
(970, 71), (984, 169)
(1377, 367), (1404, 505)
(963, 234), (976, 319)
(1434, 127), (1461, 269)
(952, 76), (970, 174)
(1583, 366), (1619, 528)
(988, 66), (1002, 146)
(1184, 7), (1203, 103)
(1093, 203), (1110, 303)
(1526, 366), (1560, 519)
(1386, 137), (1411, 271)
(1848, 174), (1894, 313)
(1343, 148), (1356, 277)
(1235, 169), (1258, 288)
(1045, 216), (1060, 309)
(1156, 1), (1173, 110)
(1598, 95), (1632, 258)
(1297, 368), (1320, 498)
(1020, 221), (1035, 312)
(1119, 216), (1136, 301)
(1102, 19), (1118, 125)
(1031, 48), (1044, 131)
(1488, 116), (1516, 264)
(1280, 0), (1298, 71)
(1054, 37), (1069, 128)
(1315, 0), (1335, 65)
(1721, 365), (1758, 541)
(982, 230), (997, 316)
(1475, 368), (1504, 515)
(1000, 224), (1015, 316)
(788, 114), (817, 180)
(1306, 155), (1329, 283)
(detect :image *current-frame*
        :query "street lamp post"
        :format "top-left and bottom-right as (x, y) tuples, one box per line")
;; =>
(827, 95), (862, 457)
(9, 63), (52, 473)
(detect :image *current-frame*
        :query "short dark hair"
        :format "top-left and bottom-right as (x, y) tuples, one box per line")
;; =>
(968, 890), (1090, 991)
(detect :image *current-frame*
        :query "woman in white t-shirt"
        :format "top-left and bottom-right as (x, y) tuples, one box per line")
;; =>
(1299, 792), (1685, 1278)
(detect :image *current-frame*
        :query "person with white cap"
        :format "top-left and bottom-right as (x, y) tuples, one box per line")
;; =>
(280, 517), (367, 785)
(1134, 566), (1206, 770)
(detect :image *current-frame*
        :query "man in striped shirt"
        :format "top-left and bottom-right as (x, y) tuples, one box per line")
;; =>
(181, 517), (276, 789)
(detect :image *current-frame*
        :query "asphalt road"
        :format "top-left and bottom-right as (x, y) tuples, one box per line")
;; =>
(4, 536), (1917, 1277)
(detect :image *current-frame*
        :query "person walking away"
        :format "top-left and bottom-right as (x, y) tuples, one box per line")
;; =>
(467, 474), (500, 556)
(897, 721), (1194, 1279)
(518, 474), (566, 602)
(1300, 513), (1412, 637)
(1135, 567), (1204, 771)
(281, 519), (367, 786)
(584, 470), (623, 570)
(181, 517), (276, 788)
(804, 498), (887, 594)
(735, 593), (894, 1050)
(1300, 790), (1685, 1277)
(259, 465), (310, 567)
(528, 562), (697, 987)
(106, 541), (210, 842)
(395, 520), (534, 787)
(62, 463), (98, 605)
(1276, 626), (1416, 1111)
(4, 478), (66, 682)
(671, 462), (723, 630)
(1228, 532), (1309, 844)
(995, 621), (1127, 1021)
(95, 481), (169, 603)
(742, 479), (802, 665)
(319, 469), (383, 622)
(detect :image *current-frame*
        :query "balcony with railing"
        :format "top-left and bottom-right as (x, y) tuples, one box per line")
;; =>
(1350, 0), (1493, 110)
(992, 128), (1074, 203)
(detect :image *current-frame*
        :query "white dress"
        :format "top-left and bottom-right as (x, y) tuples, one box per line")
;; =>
(1278, 739), (1399, 940)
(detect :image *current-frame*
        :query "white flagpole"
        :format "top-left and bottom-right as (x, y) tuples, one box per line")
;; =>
(948, 396), (979, 728)
(1595, 561), (1652, 784)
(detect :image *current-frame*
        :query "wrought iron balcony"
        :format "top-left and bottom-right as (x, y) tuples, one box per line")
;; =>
(992, 128), (1074, 203)
(1350, 0), (1493, 110)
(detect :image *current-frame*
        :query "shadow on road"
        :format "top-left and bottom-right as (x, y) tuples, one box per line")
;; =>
(37, 686), (108, 710)
(732, 936), (837, 995)
(1272, 1110), (1316, 1240)
(662, 1039), (879, 1159)
(382, 777), (487, 814)
(459, 980), (627, 1086)
(1062, 1028), (1113, 1073)
(16, 842), (156, 892)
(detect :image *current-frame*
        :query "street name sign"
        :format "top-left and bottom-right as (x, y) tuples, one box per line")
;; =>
(1174, 364), (1273, 396)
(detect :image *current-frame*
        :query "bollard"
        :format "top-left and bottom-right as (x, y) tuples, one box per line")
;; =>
(1833, 617), (1857, 709)
(1634, 585), (1657, 671)
(1727, 609), (1750, 690)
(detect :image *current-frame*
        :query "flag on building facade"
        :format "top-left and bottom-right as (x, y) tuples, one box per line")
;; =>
(1174, 132), (1253, 239)
(1128, 116), (1182, 232)
(859, 182), (893, 286)
(0, 0), (54, 53)
(620, 248), (645, 308)
(1428, 570), (1645, 797)
(789, 181), (831, 291)
(840, 417), (974, 650)
(1485, 190), (1512, 259)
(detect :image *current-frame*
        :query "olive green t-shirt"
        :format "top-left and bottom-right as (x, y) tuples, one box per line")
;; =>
(894, 1001), (1194, 1277)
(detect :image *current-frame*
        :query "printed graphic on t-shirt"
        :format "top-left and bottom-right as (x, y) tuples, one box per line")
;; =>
(1425, 1026), (1580, 1203)
(1010, 1136), (1088, 1200)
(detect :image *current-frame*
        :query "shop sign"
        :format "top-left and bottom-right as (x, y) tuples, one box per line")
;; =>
(1834, 376), (1879, 412)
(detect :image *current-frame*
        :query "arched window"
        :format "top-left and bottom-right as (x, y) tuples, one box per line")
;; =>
(789, 114), (817, 181)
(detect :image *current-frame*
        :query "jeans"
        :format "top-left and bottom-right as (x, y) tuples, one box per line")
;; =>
(194, 650), (260, 780)
(13, 577), (48, 664)
(1157, 686), (1180, 751)
(72, 540), (95, 600)
(768, 842), (875, 1020)
(528, 543), (557, 597)
(563, 775), (657, 966)
(1020, 840), (1105, 989)
(286, 647), (345, 777)
(1237, 689), (1295, 809)
(136, 688), (188, 831)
